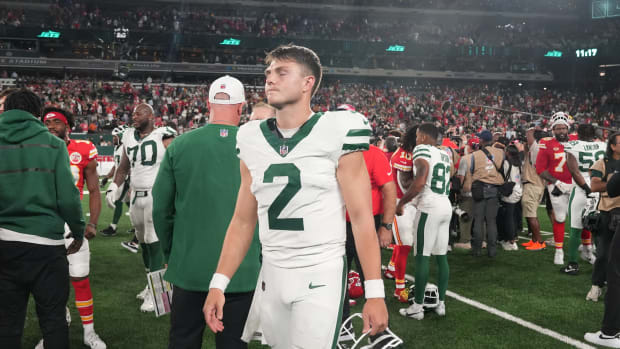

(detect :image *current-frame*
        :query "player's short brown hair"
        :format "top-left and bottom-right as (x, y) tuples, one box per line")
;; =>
(265, 44), (322, 96)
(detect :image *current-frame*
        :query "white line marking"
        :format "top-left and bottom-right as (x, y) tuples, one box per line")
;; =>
(401, 273), (596, 349)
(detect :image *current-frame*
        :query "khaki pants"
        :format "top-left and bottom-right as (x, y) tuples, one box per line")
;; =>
(521, 183), (544, 218)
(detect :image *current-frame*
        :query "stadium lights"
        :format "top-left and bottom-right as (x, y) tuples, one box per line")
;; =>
(544, 50), (562, 58)
(386, 45), (405, 52)
(37, 30), (61, 39)
(219, 38), (241, 46)
(518, 83), (523, 86)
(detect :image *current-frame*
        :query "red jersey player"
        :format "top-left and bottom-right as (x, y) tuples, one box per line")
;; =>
(536, 112), (574, 266)
(42, 108), (106, 349)
(386, 126), (418, 302)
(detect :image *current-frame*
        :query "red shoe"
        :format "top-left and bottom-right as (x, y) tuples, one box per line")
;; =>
(521, 240), (535, 247)
(394, 288), (409, 303)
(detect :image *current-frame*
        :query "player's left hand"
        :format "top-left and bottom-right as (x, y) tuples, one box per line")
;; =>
(362, 298), (389, 336)
(378, 227), (392, 248)
(204, 289), (226, 333)
(84, 224), (97, 240)
(395, 203), (405, 216)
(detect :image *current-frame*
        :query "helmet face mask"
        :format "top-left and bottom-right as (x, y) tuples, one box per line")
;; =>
(407, 282), (440, 309)
(338, 313), (403, 349)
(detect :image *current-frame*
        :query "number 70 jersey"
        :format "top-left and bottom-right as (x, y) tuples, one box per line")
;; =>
(236, 111), (371, 268)
(121, 127), (176, 190)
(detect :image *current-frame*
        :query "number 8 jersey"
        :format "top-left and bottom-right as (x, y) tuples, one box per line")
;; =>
(121, 127), (177, 190)
(236, 111), (371, 268)
(410, 144), (452, 211)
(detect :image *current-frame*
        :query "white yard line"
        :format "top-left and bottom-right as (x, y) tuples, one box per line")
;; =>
(401, 273), (596, 349)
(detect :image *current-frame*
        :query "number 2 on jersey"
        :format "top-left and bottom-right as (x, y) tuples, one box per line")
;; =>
(263, 163), (304, 231)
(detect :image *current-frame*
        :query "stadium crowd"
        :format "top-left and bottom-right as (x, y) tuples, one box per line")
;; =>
(11, 75), (620, 142)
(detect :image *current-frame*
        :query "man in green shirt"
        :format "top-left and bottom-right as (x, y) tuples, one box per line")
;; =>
(153, 75), (260, 349)
(0, 89), (84, 348)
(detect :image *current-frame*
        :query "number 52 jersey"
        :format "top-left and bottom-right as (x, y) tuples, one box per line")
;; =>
(236, 111), (371, 268)
(121, 126), (176, 190)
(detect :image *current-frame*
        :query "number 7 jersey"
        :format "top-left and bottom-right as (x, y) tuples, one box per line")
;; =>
(121, 126), (176, 190)
(236, 111), (371, 268)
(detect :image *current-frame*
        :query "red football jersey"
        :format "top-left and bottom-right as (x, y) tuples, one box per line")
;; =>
(67, 139), (98, 199)
(535, 137), (572, 184)
(390, 147), (413, 198)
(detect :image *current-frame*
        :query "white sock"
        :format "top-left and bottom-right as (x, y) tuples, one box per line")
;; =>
(83, 323), (94, 335)
(110, 223), (117, 229)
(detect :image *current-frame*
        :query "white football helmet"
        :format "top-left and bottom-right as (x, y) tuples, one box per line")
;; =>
(550, 112), (570, 128)
(112, 125), (128, 137)
(407, 282), (440, 309)
(338, 313), (403, 349)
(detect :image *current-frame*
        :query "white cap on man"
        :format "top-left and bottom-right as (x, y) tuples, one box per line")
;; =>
(208, 75), (245, 105)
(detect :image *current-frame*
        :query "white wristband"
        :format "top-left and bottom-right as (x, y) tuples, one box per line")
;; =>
(209, 273), (230, 293)
(364, 279), (385, 299)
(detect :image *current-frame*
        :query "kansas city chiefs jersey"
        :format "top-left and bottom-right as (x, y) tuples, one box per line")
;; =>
(564, 140), (606, 183)
(536, 137), (572, 184)
(67, 139), (98, 199)
(410, 144), (452, 211)
(236, 111), (370, 268)
(121, 126), (176, 190)
(390, 146), (413, 198)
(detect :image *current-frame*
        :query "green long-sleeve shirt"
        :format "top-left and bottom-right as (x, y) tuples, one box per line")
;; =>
(0, 109), (84, 244)
(152, 124), (260, 292)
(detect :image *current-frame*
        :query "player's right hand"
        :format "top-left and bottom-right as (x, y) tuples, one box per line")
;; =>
(395, 203), (404, 216)
(66, 238), (83, 255)
(204, 289), (226, 333)
(554, 181), (572, 194)
(105, 182), (119, 208)
(362, 298), (389, 336)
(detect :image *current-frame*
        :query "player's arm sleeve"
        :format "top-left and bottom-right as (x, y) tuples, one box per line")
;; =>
(535, 145), (549, 175)
(340, 112), (371, 157)
(87, 142), (98, 161)
(55, 143), (85, 240)
(373, 149), (394, 187)
(152, 144), (176, 263)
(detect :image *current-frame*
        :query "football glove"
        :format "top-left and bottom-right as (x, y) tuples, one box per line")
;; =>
(105, 182), (121, 209)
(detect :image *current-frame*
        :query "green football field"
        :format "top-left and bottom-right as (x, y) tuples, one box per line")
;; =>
(22, 198), (606, 348)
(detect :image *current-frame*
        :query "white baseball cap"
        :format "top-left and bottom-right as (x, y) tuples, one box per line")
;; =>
(208, 75), (245, 105)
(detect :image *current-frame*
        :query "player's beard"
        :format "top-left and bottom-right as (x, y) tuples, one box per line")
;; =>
(50, 128), (66, 141)
(134, 118), (151, 132)
(555, 133), (569, 142)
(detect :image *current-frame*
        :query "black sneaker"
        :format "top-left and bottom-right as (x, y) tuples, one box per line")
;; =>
(100, 226), (117, 237)
(121, 241), (139, 253)
(561, 262), (579, 275)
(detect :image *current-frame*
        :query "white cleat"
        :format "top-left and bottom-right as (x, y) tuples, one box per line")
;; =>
(554, 249), (564, 265)
(140, 293), (155, 312)
(136, 285), (149, 300)
(35, 339), (44, 349)
(84, 331), (107, 349)
(586, 285), (602, 302)
(399, 302), (424, 320)
(65, 306), (71, 326)
(435, 301), (446, 316)
(584, 331), (620, 348)
(581, 245), (596, 265)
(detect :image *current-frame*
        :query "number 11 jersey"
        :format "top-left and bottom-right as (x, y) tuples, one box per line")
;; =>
(236, 111), (371, 268)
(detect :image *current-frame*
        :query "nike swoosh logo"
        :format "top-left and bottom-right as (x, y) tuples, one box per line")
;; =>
(309, 282), (326, 289)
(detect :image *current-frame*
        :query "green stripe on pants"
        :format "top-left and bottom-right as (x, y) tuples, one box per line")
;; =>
(415, 212), (430, 304)
(567, 187), (580, 263)
(330, 256), (347, 349)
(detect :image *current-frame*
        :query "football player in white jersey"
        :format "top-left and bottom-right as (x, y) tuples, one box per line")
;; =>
(101, 125), (131, 237)
(396, 123), (452, 320)
(203, 44), (388, 349)
(562, 124), (605, 274)
(106, 103), (176, 312)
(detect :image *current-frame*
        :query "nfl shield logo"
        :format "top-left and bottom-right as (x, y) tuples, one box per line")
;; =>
(220, 129), (228, 137)
(279, 145), (289, 156)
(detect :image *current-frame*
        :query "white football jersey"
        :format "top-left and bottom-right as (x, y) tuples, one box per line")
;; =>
(237, 111), (371, 268)
(121, 126), (176, 190)
(564, 140), (606, 183)
(410, 144), (452, 211)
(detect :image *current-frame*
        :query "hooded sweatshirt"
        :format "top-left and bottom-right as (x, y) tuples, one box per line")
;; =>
(0, 109), (84, 244)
